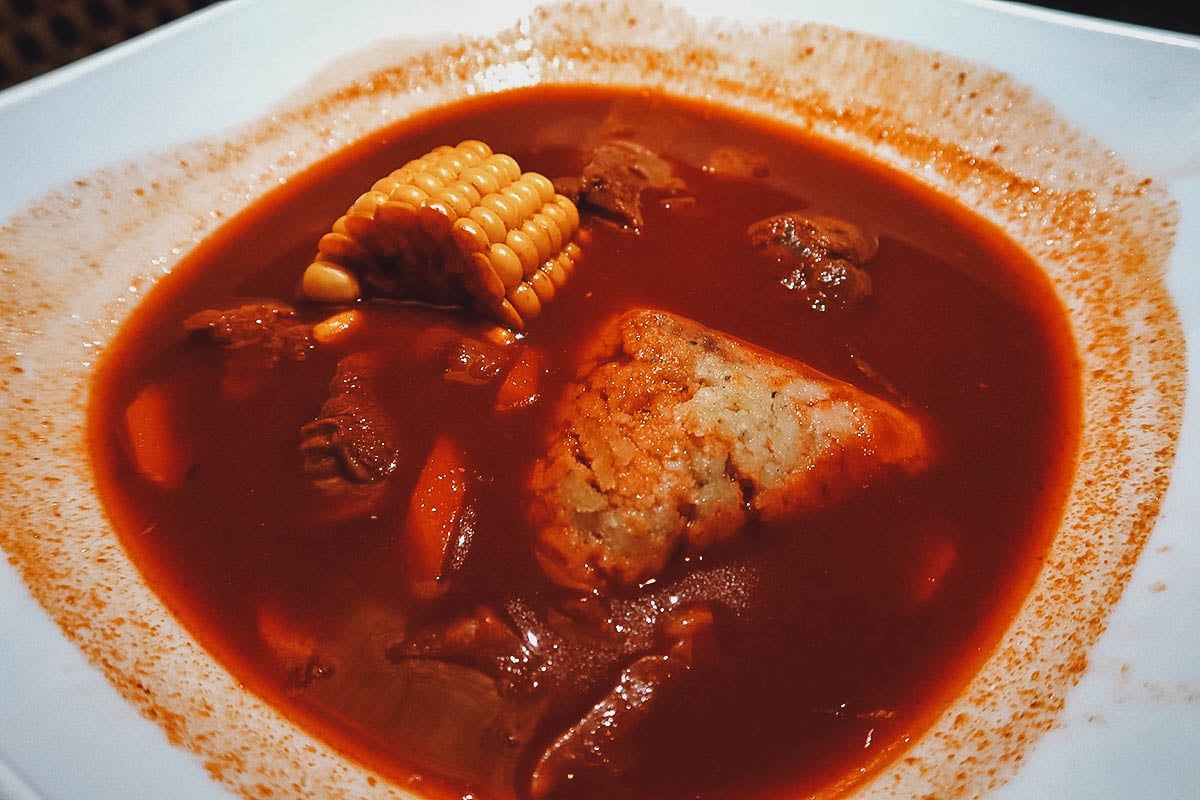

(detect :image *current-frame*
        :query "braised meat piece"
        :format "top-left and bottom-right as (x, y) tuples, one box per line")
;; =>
(300, 352), (403, 484)
(298, 320), (517, 488)
(389, 583), (730, 798)
(439, 335), (513, 387)
(183, 302), (313, 361)
(398, 605), (536, 693)
(555, 140), (685, 230)
(390, 613), (692, 800)
(748, 212), (878, 311)
(184, 302), (316, 400)
(528, 654), (678, 798)
(702, 144), (770, 179)
(527, 605), (714, 798)
(338, 656), (541, 798)
(527, 309), (931, 591)
(393, 560), (754, 697)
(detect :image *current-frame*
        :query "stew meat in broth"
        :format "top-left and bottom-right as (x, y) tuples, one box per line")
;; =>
(90, 87), (1079, 800)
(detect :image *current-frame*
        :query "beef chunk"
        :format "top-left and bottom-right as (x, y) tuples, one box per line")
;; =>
(748, 212), (878, 311)
(527, 309), (930, 591)
(527, 654), (677, 798)
(389, 563), (749, 701)
(342, 657), (540, 797)
(183, 302), (313, 360)
(702, 145), (770, 179)
(300, 352), (402, 484)
(439, 335), (513, 387)
(299, 319), (518, 487)
(391, 595), (720, 799)
(556, 140), (685, 231)
(185, 302), (315, 400)
(397, 605), (543, 696)
(526, 606), (713, 798)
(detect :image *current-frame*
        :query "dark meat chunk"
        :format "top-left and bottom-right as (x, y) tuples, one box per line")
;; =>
(439, 335), (513, 387)
(185, 302), (315, 400)
(747, 212), (878, 311)
(527, 606), (714, 799)
(384, 563), (754, 795)
(183, 302), (313, 361)
(528, 654), (677, 798)
(393, 558), (755, 698)
(392, 597), (721, 798)
(555, 140), (685, 231)
(261, 595), (536, 798)
(339, 657), (542, 797)
(702, 145), (770, 179)
(299, 317), (518, 487)
(300, 352), (402, 484)
(398, 605), (551, 696)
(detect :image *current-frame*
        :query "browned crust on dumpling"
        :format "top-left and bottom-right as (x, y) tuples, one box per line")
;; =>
(527, 308), (931, 591)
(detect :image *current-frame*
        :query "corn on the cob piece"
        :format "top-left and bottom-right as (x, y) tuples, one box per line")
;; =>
(300, 140), (582, 331)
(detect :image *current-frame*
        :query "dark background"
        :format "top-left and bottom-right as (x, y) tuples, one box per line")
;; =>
(1032, 1), (1199, 35)
(0, 1), (1197, 93)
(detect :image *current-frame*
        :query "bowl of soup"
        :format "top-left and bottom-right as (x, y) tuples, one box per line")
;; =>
(0, 2), (1195, 799)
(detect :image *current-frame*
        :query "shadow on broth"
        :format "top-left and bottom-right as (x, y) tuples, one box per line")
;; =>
(0, 3), (1183, 800)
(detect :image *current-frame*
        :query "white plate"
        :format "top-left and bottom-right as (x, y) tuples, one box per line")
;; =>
(1, 2), (1197, 799)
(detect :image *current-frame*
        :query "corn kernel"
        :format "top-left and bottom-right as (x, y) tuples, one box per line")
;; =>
(543, 260), (568, 289)
(317, 231), (364, 261)
(508, 282), (542, 320)
(525, 172), (555, 203)
(461, 166), (501, 197)
(490, 153), (521, 182)
(488, 243), (524, 289)
(469, 205), (507, 243)
(481, 193), (520, 228)
(483, 325), (519, 346)
(410, 171), (444, 195)
(390, 184), (428, 208)
(312, 309), (361, 343)
(529, 270), (556, 303)
(350, 190), (388, 216)
(302, 262), (359, 303)
(556, 194), (581, 231)
(506, 229), (540, 275)
(470, 252), (506, 298)
(452, 217), (489, 252)
(521, 219), (552, 262)
(457, 140), (492, 160)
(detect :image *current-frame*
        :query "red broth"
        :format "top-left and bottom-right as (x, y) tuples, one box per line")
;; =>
(88, 86), (1079, 800)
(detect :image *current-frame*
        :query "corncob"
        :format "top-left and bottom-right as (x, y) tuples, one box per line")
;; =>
(300, 139), (582, 331)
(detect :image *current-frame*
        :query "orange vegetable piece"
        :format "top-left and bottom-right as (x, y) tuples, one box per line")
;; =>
(907, 533), (958, 609)
(123, 383), (189, 488)
(255, 602), (315, 669)
(495, 346), (543, 411)
(405, 435), (469, 597)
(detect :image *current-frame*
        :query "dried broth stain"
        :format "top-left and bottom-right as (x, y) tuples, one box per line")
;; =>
(0, 3), (1184, 800)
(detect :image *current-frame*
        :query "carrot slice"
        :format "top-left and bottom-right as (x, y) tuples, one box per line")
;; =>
(405, 435), (469, 597)
(906, 534), (958, 609)
(123, 383), (188, 488)
(255, 602), (315, 669)
(495, 346), (542, 411)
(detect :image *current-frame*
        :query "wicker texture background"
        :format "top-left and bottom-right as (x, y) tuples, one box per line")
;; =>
(0, 0), (219, 91)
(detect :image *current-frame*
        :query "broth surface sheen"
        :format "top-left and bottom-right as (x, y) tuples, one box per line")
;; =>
(90, 86), (1079, 800)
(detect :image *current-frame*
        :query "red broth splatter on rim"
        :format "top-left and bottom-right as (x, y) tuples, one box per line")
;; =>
(0, 3), (1183, 800)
